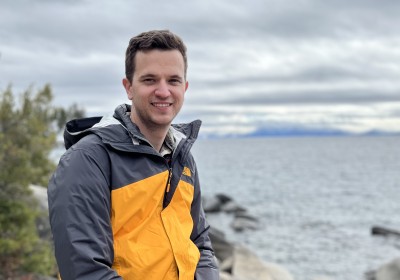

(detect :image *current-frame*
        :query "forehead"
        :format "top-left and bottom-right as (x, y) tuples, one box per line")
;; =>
(134, 50), (185, 76)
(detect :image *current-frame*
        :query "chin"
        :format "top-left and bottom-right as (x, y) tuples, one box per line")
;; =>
(153, 115), (176, 124)
(152, 118), (174, 127)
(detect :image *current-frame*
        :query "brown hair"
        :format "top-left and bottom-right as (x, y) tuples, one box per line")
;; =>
(125, 30), (188, 82)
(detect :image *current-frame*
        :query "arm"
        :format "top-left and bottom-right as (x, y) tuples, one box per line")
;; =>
(48, 138), (121, 280)
(190, 162), (220, 280)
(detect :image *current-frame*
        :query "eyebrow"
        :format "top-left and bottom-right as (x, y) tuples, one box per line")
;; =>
(139, 74), (183, 80)
(139, 74), (157, 79)
(169, 75), (183, 80)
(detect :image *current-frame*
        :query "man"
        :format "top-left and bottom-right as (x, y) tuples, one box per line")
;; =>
(48, 30), (219, 280)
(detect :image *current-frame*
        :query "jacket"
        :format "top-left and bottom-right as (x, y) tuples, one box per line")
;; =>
(48, 104), (219, 280)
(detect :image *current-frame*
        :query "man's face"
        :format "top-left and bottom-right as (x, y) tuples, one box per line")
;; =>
(123, 49), (188, 132)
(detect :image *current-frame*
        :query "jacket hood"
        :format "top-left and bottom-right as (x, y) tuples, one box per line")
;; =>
(63, 104), (202, 151)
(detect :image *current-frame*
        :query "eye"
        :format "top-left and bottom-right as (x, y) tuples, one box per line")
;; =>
(142, 78), (155, 84)
(169, 78), (182, 85)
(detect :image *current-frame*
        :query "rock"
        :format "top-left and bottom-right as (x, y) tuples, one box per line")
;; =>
(234, 211), (259, 222)
(220, 256), (234, 273)
(374, 258), (400, 280)
(203, 195), (223, 213)
(209, 226), (234, 262)
(365, 269), (376, 280)
(29, 184), (49, 210)
(371, 226), (400, 238)
(220, 271), (233, 280)
(232, 245), (294, 280)
(221, 201), (247, 213)
(216, 193), (233, 204)
(29, 184), (52, 240)
(203, 193), (247, 214)
(231, 217), (260, 232)
(205, 193), (258, 232)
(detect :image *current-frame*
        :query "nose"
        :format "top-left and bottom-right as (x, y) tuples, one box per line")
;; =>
(154, 80), (170, 98)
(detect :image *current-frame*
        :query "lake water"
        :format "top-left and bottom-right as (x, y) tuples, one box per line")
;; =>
(191, 136), (400, 280)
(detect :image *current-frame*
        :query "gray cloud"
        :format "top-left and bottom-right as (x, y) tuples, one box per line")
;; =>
(218, 89), (400, 105)
(1, 0), (400, 135)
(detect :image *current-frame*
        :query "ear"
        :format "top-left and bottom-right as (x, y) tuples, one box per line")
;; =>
(184, 81), (189, 93)
(122, 78), (134, 100)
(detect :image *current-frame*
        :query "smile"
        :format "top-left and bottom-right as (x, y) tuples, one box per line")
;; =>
(152, 103), (172, 107)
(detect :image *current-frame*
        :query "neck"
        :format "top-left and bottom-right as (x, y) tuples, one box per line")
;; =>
(130, 115), (169, 152)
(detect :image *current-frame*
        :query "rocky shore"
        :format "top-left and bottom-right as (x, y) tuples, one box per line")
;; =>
(29, 185), (400, 280)
(202, 193), (400, 280)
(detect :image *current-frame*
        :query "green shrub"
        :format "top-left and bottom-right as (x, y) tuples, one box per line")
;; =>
(0, 85), (84, 278)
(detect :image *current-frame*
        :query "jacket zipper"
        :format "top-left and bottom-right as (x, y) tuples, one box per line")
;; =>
(165, 167), (173, 193)
(159, 138), (194, 208)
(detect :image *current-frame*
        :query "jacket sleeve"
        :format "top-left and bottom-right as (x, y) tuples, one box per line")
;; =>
(190, 161), (220, 280)
(48, 138), (122, 280)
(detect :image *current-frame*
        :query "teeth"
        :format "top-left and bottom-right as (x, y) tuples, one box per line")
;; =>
(153, 103), (170, 107)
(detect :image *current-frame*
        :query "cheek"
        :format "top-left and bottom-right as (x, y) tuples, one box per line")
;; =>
(176, 99), (184, 111)
(179, 93), (185, 105)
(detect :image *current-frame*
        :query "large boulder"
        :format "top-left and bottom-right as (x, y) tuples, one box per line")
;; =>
(212, 243), (295, 280)
(209, 227), (234, 264)
(232, 245), (294, 280)
(374, 258), (400, 280)
(208, 210), (293, 279)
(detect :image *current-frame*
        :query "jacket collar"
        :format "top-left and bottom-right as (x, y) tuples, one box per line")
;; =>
(64, 104), (202, 153)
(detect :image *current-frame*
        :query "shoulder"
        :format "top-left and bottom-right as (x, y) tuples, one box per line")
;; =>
(69, 133), (106, 154)
(60, 133), (109, 168)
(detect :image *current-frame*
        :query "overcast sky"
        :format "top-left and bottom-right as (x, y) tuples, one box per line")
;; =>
(1, 0), (400, 137)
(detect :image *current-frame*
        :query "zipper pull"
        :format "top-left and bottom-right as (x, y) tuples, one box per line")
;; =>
(166, 168), (172, 193)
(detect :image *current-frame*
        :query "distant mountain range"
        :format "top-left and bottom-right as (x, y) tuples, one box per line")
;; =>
(245, 127), (349, 137)
(202, 127), (400, 139)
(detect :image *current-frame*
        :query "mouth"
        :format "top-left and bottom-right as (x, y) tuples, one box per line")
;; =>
(152, 102), (172, 108)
